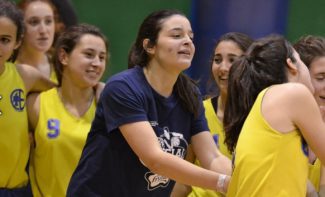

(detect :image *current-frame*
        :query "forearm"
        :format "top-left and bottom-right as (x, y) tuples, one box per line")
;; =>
(319, 185), (325, 197)
(307, 179), (319, 197)
(209, 154), (232, 175)
(170, 182), (192, 197)
(148, 151), (228, 192)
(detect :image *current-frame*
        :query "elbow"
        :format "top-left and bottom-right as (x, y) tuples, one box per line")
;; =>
(140, 150), (166, 174)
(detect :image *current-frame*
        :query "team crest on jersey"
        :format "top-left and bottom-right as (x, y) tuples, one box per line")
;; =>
(144, 126), (188, 191)
(47, 119), (60, 138)
(10, 89), (25, 111)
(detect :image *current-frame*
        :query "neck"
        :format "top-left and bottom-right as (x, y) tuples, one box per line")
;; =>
(18, 45), (46, 64)
(58, 79), (95, 117)
(217, 91), (227, 121)
(143, 63), (179, 97)
(0, 63), (5, 76)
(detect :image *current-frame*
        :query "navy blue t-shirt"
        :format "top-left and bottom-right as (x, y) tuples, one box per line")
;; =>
(67, 66), (209, 197)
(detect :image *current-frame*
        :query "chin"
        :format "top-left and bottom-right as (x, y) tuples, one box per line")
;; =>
(37, 46), (51, 53)
(179, 62), (191, 70)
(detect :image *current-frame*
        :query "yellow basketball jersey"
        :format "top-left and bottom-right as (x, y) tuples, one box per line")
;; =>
(30, 88), (96, 197)
(0, 62), (29, 188)
(49, 66), (58, 84)
(309, 159), (321, 191)
(189, 98), (231, 197)
(227, 88), (309, 197)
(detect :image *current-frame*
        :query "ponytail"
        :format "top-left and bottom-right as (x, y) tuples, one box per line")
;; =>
(224, 35), (293, 153)
(224, 57), (253, 153)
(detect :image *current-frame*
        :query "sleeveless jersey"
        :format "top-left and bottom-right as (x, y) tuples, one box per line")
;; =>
(227, 88), (309, 197)
(309, 159), (321, 191)
(0, 62), (29, 188)
(189, 98), (231, 197)
(49, 68), (58, 84)
(30, 88), (96, 197)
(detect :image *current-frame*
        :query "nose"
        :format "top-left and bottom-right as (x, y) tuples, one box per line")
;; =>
(38, 22), (46, 33)
(183, 35), (193, 45)
(219, 60), (230, 72)
(91, 56), (102, 67)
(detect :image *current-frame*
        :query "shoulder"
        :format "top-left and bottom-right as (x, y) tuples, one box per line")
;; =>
(272, 83), (313, 101)
(16, 64), (39, 89)
(265, 83), (315, 114)
(104, 67), (148, 96)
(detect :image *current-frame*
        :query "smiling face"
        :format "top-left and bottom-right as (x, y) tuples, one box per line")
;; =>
(61, 34), (107, 88)
(0, 17), (19, 72)
(212, 40), (244, 95)
(149, 14), (194, 73)
(22, 1), (55, 53)
(309, 56), (325, 106)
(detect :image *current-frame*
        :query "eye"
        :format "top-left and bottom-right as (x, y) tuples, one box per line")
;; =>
(214, 57), (222, 64)
(172, 34), (182, 38)
(229, 57), (238, 63)
(315, 76), (325, 81)
(0, 37), (11, 44)
(99, 55), (106, 62)
(84, 52), (94, 58)
(27, 18), (40, 26)
(45, 18), (53, 25)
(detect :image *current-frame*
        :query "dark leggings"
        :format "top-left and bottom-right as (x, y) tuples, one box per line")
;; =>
(0, 183), (32, 197)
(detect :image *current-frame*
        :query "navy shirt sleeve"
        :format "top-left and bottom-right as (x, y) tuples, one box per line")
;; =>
(101, 79), (148, 133)
(190, 93), (209, 136)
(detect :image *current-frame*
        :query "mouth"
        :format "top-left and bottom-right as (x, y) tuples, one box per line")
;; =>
(178, 50), (191, 56)
(219, 77), (228, 81)
(86, 70), (100, 78)
(38, 37), (48, 41)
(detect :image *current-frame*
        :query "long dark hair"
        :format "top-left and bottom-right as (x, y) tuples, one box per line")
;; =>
(224, 35), (296, 152)
(128, 9), (200, 117)
(0, 0), (24, 62)
(206, 32), (253, 97)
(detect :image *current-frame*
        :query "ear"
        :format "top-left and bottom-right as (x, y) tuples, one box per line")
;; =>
(142, 38), (155, 55)
(59, 48), (69, 65)
(14, 40), (21, 50)
(286, 58), (298, 75)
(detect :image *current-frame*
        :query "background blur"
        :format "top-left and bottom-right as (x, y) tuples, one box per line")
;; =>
(41, 0), (325, 94)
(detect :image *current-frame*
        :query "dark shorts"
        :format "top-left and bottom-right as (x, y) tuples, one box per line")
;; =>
(0, 183), (32, 197)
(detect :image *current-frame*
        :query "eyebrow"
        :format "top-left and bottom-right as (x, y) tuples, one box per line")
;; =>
(214, 53), (240, 57)
(0, 35), (12, 38)
(169, 27), (193, 34)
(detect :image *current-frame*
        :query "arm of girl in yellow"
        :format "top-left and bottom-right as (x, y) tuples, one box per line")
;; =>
(170, 145), (196, 197)
(318, 165), (325, 197)
(170, 134), (232, 197)
(17, 63), (57, 93)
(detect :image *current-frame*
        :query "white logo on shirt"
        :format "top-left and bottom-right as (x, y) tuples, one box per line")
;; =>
(144, 127), (188, 191)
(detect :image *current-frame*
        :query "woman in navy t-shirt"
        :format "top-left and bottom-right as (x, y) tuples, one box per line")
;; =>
(67, 9), (232, 197)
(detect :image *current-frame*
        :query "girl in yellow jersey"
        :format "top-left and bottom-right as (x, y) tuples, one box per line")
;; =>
(224, 35), (325, 197)
(172, 32), (253, 197)
(26, 23), (108, 197)
(294, 35), (325, 197)
(0, 1), (55, 196)
(16, 0), (60, 84)
(189, 33), (253, 197)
